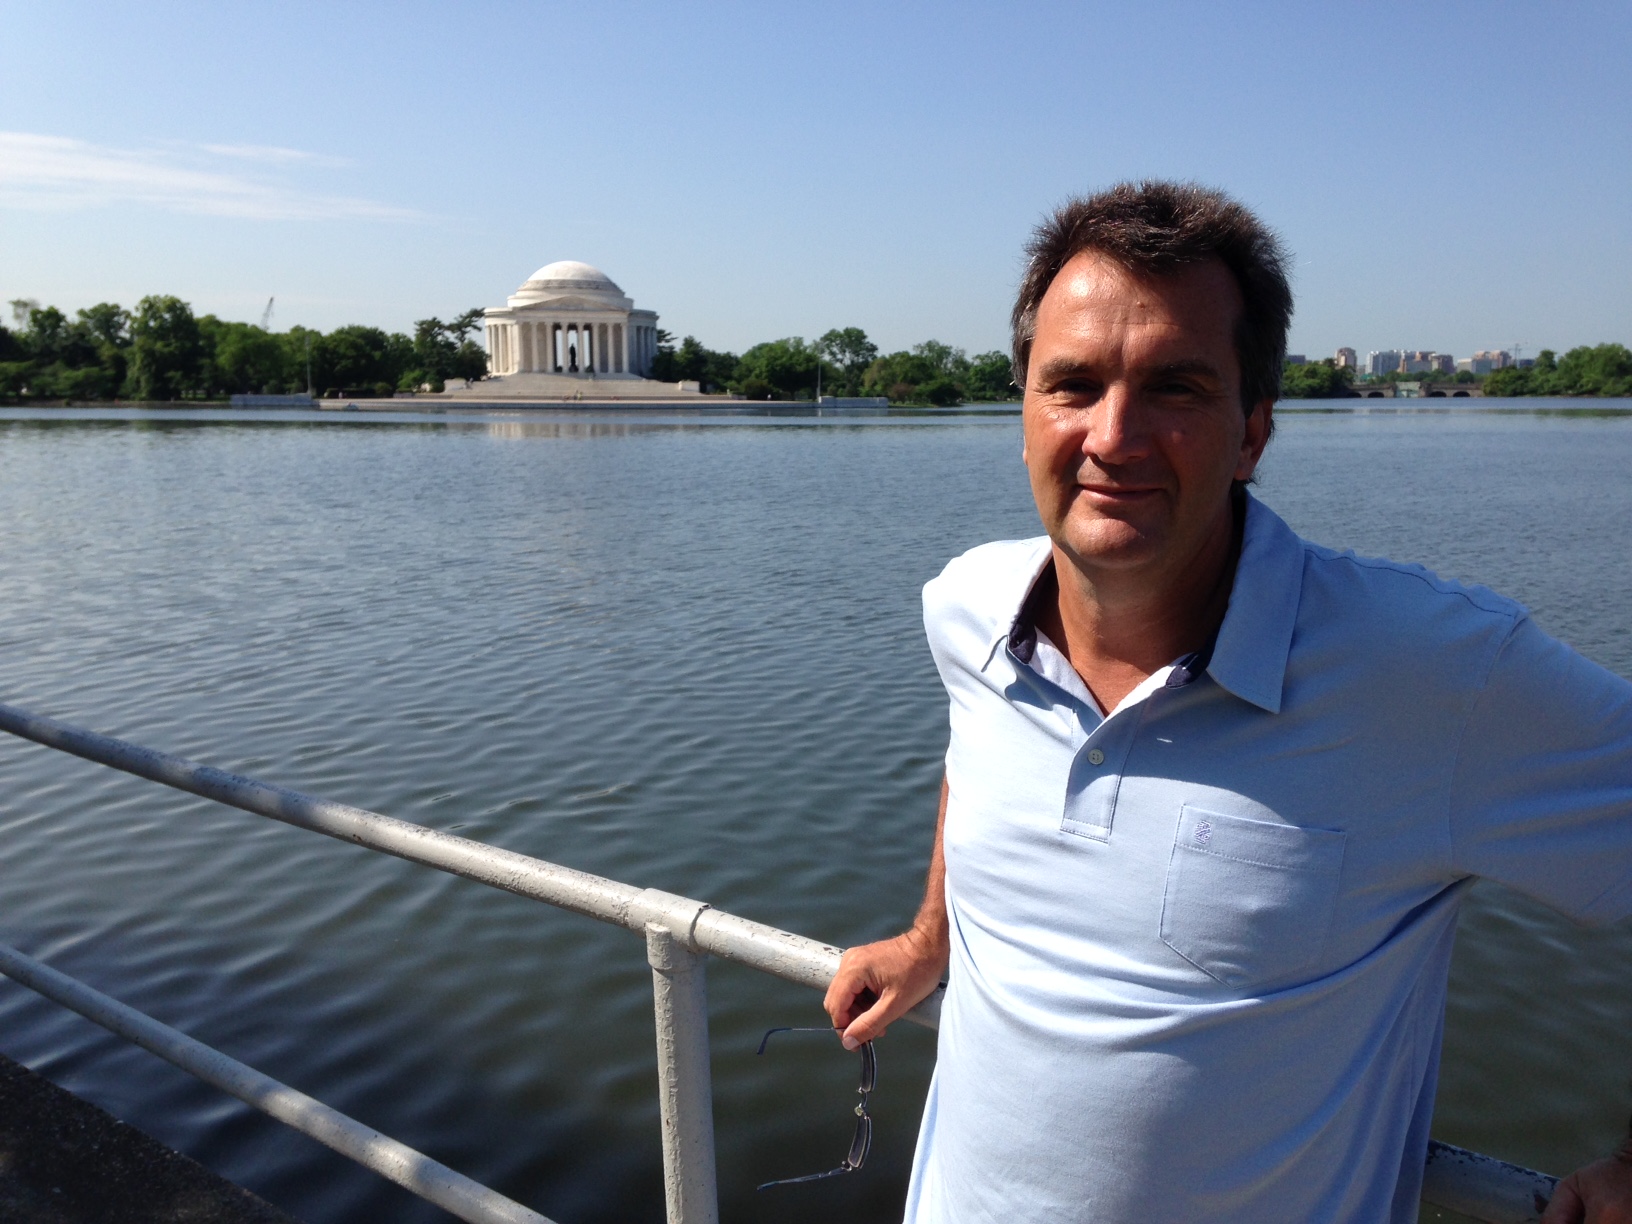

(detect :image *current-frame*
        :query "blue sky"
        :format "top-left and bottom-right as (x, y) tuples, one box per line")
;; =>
(3, 0), (1628, 362)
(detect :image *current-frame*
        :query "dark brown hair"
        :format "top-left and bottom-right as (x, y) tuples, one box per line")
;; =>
(1011, 181), (1292, 414)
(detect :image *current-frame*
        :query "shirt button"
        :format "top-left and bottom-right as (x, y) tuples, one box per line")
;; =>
(1087, 748), (1105, 766)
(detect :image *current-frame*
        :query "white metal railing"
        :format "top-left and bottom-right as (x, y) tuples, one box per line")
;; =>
(0, 939), (553, 1224)
(0, 702), (1557, 1223)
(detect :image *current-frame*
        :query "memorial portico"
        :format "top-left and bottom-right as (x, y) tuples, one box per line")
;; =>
(481, 261), (661, 380)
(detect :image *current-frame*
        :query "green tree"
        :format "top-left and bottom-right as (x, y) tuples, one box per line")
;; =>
(0, 301), (132, 400)
(863, 340), (971, 404)
(732, 337), (821, 399)
(916, 375), (963, 406)
(77, 302), (130, 349)
(652, 335), (738, 390)
(22, 306), (75, 361)
(398, 313), (486, 392)
(0, 330), (28, 401)
(77, 303), (133, 397)
(129, 296), (203, 400)
(1482, 366), (1533, 396)
(816, 327), (879, 396)
(1280, 358), (1355, 399)
(308, 324), (408, 394)
(964, 351), (1015, 400)
(1485, 345), (1632, 397)
(650, 329), (680, 380)
(1553, 343), (1632, 395)
(199, 317), (290, 395)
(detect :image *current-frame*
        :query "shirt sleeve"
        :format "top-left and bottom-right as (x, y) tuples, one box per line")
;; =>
(1448, 615), (1632, 925)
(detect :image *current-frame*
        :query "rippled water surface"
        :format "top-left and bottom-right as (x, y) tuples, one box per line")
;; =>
(1, 403), (1630, 1223)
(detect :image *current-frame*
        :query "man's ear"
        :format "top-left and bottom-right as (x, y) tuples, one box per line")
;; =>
(1237, 399), (1274, 480)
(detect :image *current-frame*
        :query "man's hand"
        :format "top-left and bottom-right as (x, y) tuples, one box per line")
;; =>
(1542, 1137), (1632, 1223)
(824, 924), (948, 1049)
(825, 773), (952, 1048)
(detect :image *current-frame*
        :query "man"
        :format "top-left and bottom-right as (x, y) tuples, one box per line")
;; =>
(824, 181), (1632, 1223)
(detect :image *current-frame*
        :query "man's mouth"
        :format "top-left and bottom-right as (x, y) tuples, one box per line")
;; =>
(1077, 484), (1162, 504)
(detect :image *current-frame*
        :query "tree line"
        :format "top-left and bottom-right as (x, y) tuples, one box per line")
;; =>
(1, 296), (489, 401)
(652, 327), (1015, 404)
(1278, 359), (1481, 398)
(1483, 345), (1632, 397)
(16, 291), (1617, 405)
(1278, 359), (1358, 399)
(0, 297), (1019, 406)
(1279, 345), (1632, 399)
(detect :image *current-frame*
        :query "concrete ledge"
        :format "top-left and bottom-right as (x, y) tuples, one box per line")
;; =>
(0, 1052), (299, 1224)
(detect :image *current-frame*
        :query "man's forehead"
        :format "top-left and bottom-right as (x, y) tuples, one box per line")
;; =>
(1038, 251), (1243, 332)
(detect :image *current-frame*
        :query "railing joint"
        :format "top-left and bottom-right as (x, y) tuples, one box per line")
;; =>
(628, 888), (711, 953)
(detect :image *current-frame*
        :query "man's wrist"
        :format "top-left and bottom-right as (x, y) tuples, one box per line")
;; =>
(903, 918), (950, 962)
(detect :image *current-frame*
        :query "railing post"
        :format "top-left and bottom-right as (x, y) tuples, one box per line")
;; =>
(645, 923), (719, 1224)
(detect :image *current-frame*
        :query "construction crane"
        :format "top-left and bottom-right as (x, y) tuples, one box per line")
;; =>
(260, 297), (275, 331)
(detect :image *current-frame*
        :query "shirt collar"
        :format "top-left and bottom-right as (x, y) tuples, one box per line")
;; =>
(1207, 492), (1304, 713)
(984, 490), (1305, 714)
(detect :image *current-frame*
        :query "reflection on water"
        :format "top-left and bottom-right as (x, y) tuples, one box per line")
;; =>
(482, 419), (720, 440)
(0, 406), (1629, 1224)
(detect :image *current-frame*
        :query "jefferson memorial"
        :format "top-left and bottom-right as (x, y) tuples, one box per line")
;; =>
(441, 260), (703, 400)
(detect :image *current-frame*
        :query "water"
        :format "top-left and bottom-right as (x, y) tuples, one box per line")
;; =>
(0, 402), (1629, 1223)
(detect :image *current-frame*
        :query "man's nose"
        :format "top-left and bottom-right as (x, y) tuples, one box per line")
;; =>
(1082, 385), (1151, 465)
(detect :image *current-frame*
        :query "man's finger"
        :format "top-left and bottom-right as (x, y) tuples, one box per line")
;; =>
(823, 961), (874, 1027)
(841, 987), (903, 1048)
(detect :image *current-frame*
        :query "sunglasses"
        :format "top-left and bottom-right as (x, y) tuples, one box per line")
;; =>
(755, 1026), (876, 1189)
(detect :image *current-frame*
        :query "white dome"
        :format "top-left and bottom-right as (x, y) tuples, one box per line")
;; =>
(525, 260), (621, 292)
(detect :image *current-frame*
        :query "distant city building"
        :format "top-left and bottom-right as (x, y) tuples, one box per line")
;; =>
(1459, 350), (1514, 376)
(1368, 350), (1402, 376)
(1335, 347), (1357, 369)
(1517, 357), (1536, 369)
(1396, 351), (1456, 375)
(1286, 354), (1307, 366)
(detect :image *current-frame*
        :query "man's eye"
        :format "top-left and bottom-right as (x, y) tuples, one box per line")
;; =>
(1053, 379), (1098, 396)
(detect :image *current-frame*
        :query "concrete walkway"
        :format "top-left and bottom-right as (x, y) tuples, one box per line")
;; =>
(0, 1053), (299, 1223)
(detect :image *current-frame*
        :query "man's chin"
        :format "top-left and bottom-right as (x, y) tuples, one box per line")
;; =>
(1053, 523), (1165, 573)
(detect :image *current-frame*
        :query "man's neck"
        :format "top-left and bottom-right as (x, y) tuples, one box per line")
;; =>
(1035, 497), (1244, 714)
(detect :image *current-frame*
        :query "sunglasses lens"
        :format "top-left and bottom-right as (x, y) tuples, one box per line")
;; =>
(847, 1114), (873, 1168)
(859, 1043), (877, 1093)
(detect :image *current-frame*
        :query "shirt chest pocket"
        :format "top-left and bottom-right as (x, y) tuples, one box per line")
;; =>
(1160, 805), (1346, 990)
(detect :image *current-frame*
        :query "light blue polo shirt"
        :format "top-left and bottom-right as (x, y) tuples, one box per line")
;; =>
(905, 492), (1632, 1224)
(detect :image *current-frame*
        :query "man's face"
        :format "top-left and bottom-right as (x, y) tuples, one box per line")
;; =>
(1021, 251), (1273, 585)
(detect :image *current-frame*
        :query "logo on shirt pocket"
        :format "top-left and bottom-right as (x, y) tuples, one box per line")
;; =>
(1160, 805), (1346, 990)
